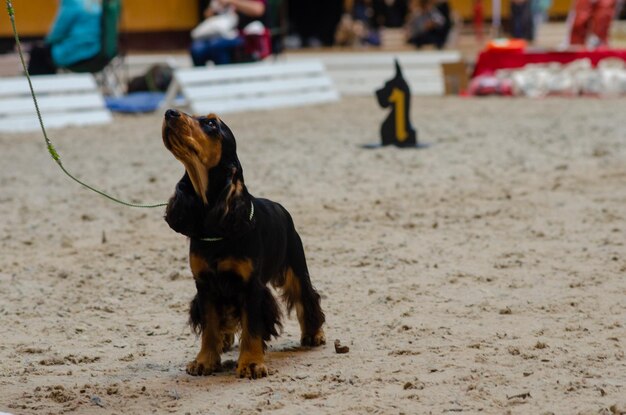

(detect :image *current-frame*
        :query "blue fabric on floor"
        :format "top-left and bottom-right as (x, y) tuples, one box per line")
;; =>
(105, 92), (165, 113)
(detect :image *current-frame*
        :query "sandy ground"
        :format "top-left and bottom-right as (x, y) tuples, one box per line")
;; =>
(0, 97), (625, 415)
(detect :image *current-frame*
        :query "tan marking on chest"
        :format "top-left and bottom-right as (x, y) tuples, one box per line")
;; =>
(217, 257), (254, 281)
(190, 253), (213, 278)
(220, 306), (241, 335)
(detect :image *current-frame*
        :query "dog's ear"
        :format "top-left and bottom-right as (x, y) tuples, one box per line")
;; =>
(211, 164), (254, 237)
(165, 173), (205, 238)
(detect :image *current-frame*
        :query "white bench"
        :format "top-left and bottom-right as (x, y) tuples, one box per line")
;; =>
(0, 73), (112, 133)
(163, 60), (339, 114)
(286, 51), (463, 96)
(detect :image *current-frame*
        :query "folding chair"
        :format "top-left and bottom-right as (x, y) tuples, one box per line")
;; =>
(63, 0), (123, 95)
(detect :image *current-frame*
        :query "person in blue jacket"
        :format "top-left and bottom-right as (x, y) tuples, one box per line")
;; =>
(28, 0), (102, 75)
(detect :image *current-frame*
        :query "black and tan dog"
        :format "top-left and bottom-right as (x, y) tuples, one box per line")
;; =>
(162, 109), (325, 379)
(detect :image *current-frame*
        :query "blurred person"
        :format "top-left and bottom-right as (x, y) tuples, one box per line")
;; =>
(532, 0), (552, 41)
(617, 0), (625, 18)
(406, 0), (452, 49)
(570, 0), (617, 47)
(287, 0), (317, 47)
(354, 0), (408, 29)
(288, 0), (342, 47)
(354, 0), (382, 45)
(335, 0), (381, 46)
(198, 0), (211, 21)
(473, 0), (485, 41)
(190, 0), (266, 66)
(385, 0), (409, 27)
(510, 0), (534, 41)
(371, 0), (387, 28)
(27, 0), (102, 75)
(319, 0), (345, 45)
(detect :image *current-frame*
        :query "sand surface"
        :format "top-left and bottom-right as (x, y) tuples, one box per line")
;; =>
(0, 97), (625, 414)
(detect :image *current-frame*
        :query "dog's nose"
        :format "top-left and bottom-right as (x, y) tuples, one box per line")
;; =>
(165, 109), (180, 119)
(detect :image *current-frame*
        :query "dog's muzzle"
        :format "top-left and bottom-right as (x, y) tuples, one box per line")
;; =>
(165, 109), (181, 119)
(162, 109), (182, 148)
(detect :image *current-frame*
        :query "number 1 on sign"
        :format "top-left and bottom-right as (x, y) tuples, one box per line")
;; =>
(389, 87), (407, 142)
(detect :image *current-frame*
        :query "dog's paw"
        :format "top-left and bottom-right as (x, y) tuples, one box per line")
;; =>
(236, 362), (268, 379)
(301, 328), (326, 347)
(186, 359), (220, 376)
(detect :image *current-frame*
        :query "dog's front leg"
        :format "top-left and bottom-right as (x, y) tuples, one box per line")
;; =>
(237, 310), (267, 379)
(187, 303), (223, 376)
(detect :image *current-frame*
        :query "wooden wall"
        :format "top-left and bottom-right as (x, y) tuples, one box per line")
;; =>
(1, 0), (573, 38)
(0, 0), (200, 37)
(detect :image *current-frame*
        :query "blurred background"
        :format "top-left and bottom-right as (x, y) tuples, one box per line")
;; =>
(0, 0), (590, 54)
(0, 0), (625, 102)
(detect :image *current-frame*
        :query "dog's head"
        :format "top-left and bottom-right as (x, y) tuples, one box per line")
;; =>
(163, 109), (251, 237)
(162, 109), (240, 203)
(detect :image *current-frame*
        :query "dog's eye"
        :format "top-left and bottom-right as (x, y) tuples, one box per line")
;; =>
(200, 118), (217, 129)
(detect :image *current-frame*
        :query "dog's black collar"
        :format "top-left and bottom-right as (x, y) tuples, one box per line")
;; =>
(196, 201), (255, 242)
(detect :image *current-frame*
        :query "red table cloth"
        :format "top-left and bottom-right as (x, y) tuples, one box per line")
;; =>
(473, 48), (626, 77)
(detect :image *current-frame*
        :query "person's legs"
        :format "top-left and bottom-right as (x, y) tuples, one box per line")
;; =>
(591, 0), (617, 45)
(511, 3), (521, 38)
(436, 2), (453, 47)
(533, 9), (547, 41)
(511, 1), (534, 40)
(432, 28), (449, 49)
(190, 37), (243, 66)
(410, 31), (440, 49)
(28, 43), (56, 75)
(190, 39), (213, 67)
(211, 37), (243, 65)
(522, 0), (534, 41)
(371, 0), (386, 29)
(570, 0), (593, 45)
(293, 0), (318, 46)
(616, 0), (625, 18)
(317, 0), (343, 45)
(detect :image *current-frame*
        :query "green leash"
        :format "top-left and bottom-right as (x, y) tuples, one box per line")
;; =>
(5, 0), (167, 209)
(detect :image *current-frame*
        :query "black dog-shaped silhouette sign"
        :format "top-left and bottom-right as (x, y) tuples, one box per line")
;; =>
(375, 60), (418, 147)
